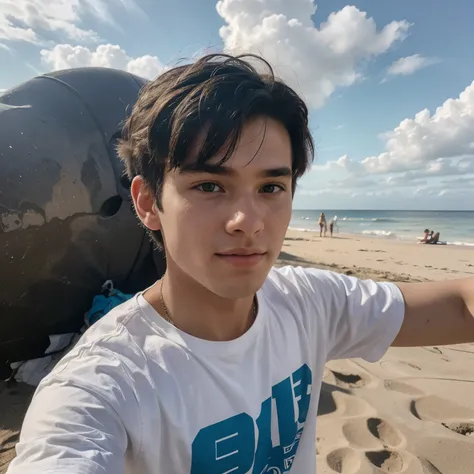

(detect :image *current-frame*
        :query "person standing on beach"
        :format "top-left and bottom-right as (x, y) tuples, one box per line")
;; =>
(328, 217), (336, 237)
(7, 54), (474, 474)
(318, 212), (327, 237)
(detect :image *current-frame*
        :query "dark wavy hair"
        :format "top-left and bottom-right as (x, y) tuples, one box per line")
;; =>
(118, 53), (314, 248)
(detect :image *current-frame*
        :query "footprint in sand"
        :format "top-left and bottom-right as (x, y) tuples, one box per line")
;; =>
(365, 450), (408, 473)
(384, 380), (425, 396)
(365, 449), (427, 473)
(411, 394), (474, 422)
(419, 458), (443, 474)
(441, 421), (474, 437)
(411, 394), (474, 441)
(380, 360), (423, 376)
(342, 417), (404, 450)
(331, 370), (372, 389)
(317, 388), (376, 418)
(326, 447), (361, 474)
(333, 391), (376, 418)
(422, 346), (443, 355)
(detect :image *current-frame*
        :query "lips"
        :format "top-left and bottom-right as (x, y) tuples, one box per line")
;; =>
(215, 250), (267, 267)
(217, 248), (266, 256)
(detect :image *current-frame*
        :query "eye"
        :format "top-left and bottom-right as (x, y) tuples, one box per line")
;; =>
(260, 183), (285, 194)
(196, 182), (223, 193)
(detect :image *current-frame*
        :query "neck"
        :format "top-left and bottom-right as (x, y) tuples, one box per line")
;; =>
(143, 268), (257, 342)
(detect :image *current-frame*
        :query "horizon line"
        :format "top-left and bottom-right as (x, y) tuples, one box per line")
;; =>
(292, 209), (474, 212)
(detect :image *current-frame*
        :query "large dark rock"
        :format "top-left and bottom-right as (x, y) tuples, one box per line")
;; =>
(0, 67), (165, 376)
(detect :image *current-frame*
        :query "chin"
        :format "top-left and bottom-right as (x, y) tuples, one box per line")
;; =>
(208, 272), (269, 299)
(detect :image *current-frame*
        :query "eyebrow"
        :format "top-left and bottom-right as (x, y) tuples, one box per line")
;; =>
(180, 163), (293, 179)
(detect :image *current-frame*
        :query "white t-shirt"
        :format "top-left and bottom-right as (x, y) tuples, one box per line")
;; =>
(7, 266), (405, 474)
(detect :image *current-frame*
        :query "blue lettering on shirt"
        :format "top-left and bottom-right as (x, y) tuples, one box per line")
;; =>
(191, 364), (312, 473)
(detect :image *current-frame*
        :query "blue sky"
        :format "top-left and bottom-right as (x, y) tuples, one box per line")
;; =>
(1, 0), (474, 210)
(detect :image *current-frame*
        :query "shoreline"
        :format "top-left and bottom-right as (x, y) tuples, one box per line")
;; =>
(288, 227), (474, 248)
(280, 229), (474, 282)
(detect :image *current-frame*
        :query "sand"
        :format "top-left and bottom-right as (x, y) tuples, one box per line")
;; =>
(281, 229), (474, 282)
(1, 230), (474, 473)
(281, 230), (474, 474)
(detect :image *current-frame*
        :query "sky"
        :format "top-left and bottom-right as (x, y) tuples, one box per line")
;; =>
(1, 0), (474, 211)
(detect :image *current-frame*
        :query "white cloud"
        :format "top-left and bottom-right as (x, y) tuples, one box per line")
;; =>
(0, 0), (143, 45)
(385, 175), (427, 187)
(0, 41), (10, 51)
(361, 81), (474, 173)
(312, 154), (363, 174)
(319, 80), (474, 183)
(40, 43), (165, 79)
(216, 0), (410, 108)
(300, 79), (474, 208)
(330, 176), (377, 189)
(387, 54), (439, 77)
(126, 55), (165, 80)
(294, 180), (474, 211)
(0, 0), (99, 44)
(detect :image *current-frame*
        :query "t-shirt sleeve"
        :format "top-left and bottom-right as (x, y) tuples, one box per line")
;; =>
(6, 383), (127, 474)
(287, 267), (405, 362)
(6, 345), (141, 474)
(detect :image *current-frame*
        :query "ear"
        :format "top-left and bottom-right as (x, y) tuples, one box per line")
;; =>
(130, 176), (161, 231)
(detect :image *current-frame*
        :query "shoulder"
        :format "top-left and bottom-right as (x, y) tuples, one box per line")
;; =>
(263, 265), (400, 310)
(265, 265), (352, 293)
(262, 265), (354, 311)
(40, 296), (150, 395)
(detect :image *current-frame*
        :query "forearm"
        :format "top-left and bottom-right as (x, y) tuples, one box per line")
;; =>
(393, 276), (474, 347)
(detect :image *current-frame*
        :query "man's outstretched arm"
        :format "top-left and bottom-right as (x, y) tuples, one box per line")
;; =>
(394, 277), (474, 347)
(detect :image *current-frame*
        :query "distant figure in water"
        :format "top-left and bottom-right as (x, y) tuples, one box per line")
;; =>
(318, 212), (327, 237)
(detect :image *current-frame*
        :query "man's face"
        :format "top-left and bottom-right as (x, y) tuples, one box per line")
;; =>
(134, 116), (293, 299)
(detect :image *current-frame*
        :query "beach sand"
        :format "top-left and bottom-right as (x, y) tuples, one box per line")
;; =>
(1, 230), (474, 473)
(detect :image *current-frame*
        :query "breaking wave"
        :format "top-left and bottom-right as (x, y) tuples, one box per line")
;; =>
(361, 230), (398, 239)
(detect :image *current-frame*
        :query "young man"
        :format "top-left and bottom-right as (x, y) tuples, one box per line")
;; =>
(7, 54), (474, 474)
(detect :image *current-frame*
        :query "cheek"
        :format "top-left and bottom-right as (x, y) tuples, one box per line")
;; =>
(164, 201), (215, 246)
(268, 196), (292, 226)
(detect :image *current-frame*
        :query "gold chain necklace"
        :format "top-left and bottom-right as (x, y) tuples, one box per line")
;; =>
(159, 278), (258, 327)
(160, 278), (175, 325)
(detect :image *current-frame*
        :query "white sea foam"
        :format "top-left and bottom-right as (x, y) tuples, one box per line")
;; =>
(447, 241), (474, 247)
(361, 230), (398, 238)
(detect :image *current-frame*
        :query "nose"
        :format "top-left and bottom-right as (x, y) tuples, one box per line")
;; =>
(225, 196), (264, 236)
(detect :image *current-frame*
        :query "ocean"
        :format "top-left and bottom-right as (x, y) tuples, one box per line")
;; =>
(290, 210), (474, 247)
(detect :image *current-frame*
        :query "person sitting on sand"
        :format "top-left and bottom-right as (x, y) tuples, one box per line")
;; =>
(7, 53), (474, 474)
(427, 231), (440, 244)
(419, 228), (431, 243)
(318, 212), (327, 237)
